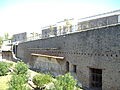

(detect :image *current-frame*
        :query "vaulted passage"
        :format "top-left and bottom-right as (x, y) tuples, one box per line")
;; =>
(90, 68), (102, 90)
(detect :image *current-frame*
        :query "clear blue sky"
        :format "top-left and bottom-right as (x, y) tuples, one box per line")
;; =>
(0, 0), (120, 36)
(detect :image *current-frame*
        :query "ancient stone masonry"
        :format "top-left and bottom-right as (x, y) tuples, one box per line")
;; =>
(17, 24), (120, 90)
(41, 10), (120, 39)
(12, 32), (27, 42)
(2, 51), (13, 60)
(78, 15), (118, 30)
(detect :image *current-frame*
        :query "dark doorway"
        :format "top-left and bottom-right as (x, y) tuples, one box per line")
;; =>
(13, 45), (15, 54)
(13, 45), (18, 57)
(90, 68), (102, 90)
(73, 65), (77, 73)
(66, 61), (69, 72)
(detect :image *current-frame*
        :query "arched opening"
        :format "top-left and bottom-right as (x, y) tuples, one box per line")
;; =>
(66, 61), (69, 72)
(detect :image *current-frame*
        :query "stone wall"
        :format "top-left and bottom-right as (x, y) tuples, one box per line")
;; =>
(42, 27), (57, 38)
(78, 15), (118, 30)
(2, 51), (13, 60)
(17, 24), (120, 90)
(31, 55), (65, 75)
(12, 32), (27, 42)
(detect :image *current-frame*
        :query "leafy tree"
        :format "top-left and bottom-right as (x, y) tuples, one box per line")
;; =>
(0, 36), (3, 46)
(9, 61), (29, 90)
(63, 19), (72, 33)
(0, 61), (13, 76)
(49, 25), (54, 35)
(64, 19), (71, 26)
(59, 26), (62, 35)
(4, 33), (9, 40)
(13, 61), (28, 75)
(9, 74), (28, 90)
(0, 62), (9, 76)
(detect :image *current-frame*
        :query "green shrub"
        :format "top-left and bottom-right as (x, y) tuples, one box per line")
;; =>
(6, 62), (13, 68)
(9, 61), (29, 90)
(33, 74), (53, 87)
(53, 73), (77, 90)
(0, 61), (9, 76)
(9, 74), (28, 90)
(13, 61), (28, 75)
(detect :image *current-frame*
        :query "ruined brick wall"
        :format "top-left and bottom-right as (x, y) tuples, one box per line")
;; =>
(17, 24), (120, 90)
(2, 51), (13, 60)
(31, 55), (65, 75)
(78, 15), (118, 30)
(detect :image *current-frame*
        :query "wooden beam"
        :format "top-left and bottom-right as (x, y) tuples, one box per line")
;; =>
(31, 53), (64, 60)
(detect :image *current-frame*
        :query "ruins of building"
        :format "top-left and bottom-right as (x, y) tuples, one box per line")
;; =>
(4, 10), (120, 90)
(11, 32), (27, 42)
(42, 25), (57, 38)
(1, 40), (13, 60)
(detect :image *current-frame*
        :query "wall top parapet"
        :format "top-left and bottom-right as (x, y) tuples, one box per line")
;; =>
(78, 9), (120, 22)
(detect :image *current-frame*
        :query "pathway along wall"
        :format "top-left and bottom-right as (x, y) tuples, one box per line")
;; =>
(17, 24), (120, 90)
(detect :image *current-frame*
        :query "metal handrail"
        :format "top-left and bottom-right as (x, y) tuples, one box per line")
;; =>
(18, 22), (120, 43)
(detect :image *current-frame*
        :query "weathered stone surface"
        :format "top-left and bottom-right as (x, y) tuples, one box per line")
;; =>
(78, 15), (118, 30)
(17, 24), (120, 90)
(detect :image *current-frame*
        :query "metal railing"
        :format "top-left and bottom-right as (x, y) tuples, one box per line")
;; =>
(17, 22), (120, 43)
